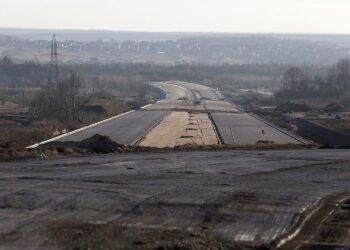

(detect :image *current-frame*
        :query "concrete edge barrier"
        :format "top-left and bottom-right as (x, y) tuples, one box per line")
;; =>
(248, 112), (309, 145)
(208, 112), (224, 144)
(26, 110), (136, 149)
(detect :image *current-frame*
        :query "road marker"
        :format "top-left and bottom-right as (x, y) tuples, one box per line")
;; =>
(261, 127), (266, 142)
(229, 127), (235, 143)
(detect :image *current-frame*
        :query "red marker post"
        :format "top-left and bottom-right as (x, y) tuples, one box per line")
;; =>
(261, 127), (266, 142)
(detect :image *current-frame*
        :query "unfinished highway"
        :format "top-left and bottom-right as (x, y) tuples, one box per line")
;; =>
(5, 82), (350, 249)
(38, 81), (303, 147)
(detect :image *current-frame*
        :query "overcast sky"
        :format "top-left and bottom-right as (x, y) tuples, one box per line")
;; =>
(0, 0), (349, 33)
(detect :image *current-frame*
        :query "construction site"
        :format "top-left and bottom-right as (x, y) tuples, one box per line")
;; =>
(1, 19), (350, 249)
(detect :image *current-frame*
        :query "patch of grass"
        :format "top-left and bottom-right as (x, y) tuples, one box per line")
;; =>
(0, 121), (80, 149)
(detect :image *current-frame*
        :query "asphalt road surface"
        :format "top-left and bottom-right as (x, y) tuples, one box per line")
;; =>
(203, 100), (240, 112)
(58, 110), (167, 145)
(149, 82), (189, 100)
(0, 149), (349, 249)
(173, 81), (221, 101)
(211, 112), (301, 144)
(35, 81), (303, 147)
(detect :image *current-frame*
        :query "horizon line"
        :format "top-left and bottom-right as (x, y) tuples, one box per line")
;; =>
(1, 27), (350, 36)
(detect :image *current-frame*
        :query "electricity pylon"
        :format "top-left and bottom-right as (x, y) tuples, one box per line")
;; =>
(48, 34), (59, 87)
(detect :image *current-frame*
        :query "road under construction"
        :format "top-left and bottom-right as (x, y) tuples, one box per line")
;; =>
(34, 81), (305, 148)
(3, 82), (350, 249)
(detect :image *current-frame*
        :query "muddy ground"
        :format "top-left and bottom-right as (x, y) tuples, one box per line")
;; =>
(283, 192), (350, 249)
(0, 149), (349, 249)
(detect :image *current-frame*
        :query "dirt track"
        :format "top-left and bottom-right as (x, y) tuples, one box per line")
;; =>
(282, 192), (350, 249)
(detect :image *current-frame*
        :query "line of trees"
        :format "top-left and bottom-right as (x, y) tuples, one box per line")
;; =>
(276, 59), (350, 98)
(1, 56), (328, 90)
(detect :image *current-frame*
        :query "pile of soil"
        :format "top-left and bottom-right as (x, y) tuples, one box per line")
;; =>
(45, 134), (142, 154)
(79, 97), (130, 124)
(82, 97), (130, 115)
(314, 119), (350, 134)
(0, 134), (313, 162)
(0, 135), (156, 161)
(276, 102), (312, 113)
(323, 102), (345, 112)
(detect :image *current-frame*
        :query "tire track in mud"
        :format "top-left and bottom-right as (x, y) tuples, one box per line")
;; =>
(277, 191), (350, 249)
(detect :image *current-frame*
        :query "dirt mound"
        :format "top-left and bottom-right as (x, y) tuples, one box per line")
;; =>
(276, 102), (312, 112)
(0, 134), (313, 162)
(82, 97), (130, 115)
(46, 134), (125, 153)
(323, 102), (345, 112)
(79, 134), (122, 153)
(79, 97), (130, 124)
(44, 134), (151, 154)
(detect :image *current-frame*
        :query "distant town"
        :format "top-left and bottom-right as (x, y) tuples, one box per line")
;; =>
(1, 29), (350, 65)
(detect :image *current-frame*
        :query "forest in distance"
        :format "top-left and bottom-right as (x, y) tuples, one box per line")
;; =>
(0, 56), (329, 89)
(0, 56), (347, 99)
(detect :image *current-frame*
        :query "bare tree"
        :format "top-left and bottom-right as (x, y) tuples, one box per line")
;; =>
(335, 59), (350, 92)
(57, 72), (81, 121)
(30, 72), (81, 122)
(281, 67), (309, 91)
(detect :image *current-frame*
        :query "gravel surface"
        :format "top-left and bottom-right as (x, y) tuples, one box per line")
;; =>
(139, 112), (218, 147)
(0, 149), (349, 249)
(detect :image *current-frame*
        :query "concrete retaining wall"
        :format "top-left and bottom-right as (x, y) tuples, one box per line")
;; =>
(297, 119), (350, 147)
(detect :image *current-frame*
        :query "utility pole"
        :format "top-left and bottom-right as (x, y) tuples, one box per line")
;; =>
(48, 34), (59, 88)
